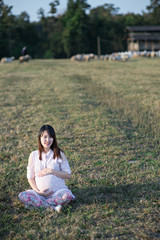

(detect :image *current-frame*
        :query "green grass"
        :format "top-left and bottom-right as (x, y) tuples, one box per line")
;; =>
(0, 58), (159, 239)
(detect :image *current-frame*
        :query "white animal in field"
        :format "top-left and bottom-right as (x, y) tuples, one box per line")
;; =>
(104, 54), (109, 61)
(83, 54), (91, 62)
(1, 56), (15, 64)
(19, 54), (31, 63)
(71, 54), (85, 62)
(83, 53), (95, 61)
(71, 53), (95, 62)
(89, 53), (95, 60)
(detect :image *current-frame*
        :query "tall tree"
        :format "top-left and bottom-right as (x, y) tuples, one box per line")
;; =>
(37, 1), (61, 58)
(62, 0), (90, 57)
(49, 0), (59, 16)
(147, 0), (160, 24)
(0, 0), (12, 23)
(88, 4), (122, 54)
(0, 0), (13, 57)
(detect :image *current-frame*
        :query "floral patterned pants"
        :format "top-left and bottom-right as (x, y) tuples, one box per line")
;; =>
(18, 189), (73, 209)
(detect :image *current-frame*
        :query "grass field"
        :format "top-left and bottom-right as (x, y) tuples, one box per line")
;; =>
(0, 58), (159, 240)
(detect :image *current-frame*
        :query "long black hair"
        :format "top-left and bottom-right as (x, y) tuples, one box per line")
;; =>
(38, 125), (62, 160)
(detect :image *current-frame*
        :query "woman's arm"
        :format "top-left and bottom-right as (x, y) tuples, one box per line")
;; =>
(28, 178), (40, 192)
(51, 169), (71, 179)
(28, 178), (54, 197)
(38, 168), (71, 179)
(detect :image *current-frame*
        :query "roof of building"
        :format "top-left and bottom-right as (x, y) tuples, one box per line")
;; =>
(127, 26), (160, 32)
(128, 33), (160, 40)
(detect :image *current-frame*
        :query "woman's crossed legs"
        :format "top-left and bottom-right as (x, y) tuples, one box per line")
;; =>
(18, 189), (73, 209)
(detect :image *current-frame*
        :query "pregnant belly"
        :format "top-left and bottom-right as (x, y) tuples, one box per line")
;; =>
(35, 175), (66, 192)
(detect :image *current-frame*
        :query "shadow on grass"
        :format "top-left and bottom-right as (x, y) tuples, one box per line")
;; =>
(72, 181), (159, 208)
(0, 191), (15, 238)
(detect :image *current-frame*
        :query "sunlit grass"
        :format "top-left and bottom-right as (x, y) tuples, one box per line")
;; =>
(0, 58), (159, 239)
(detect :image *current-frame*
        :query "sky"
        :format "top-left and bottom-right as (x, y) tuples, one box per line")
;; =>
(4, 0), (150, 22)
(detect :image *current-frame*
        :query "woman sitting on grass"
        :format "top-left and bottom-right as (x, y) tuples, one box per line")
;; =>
(18, 124), (75, 213)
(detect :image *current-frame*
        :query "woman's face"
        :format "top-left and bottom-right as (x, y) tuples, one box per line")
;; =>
(40, 130), (53, 152)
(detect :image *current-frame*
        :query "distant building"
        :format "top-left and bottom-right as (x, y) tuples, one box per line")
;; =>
(126, 26), (160, 51)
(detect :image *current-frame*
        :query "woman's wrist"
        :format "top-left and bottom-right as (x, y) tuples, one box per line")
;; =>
(50, 169), (71, 179)
(34, 188), (40, 193)
(50, 169), (55, 174)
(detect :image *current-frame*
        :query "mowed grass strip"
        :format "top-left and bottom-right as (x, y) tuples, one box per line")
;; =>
(0, 58), (159, 240)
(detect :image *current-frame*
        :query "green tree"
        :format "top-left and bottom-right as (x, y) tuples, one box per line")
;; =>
(0, 0), (13, 57)
(62, 0), (90, 57)
(7, 11), (41, 58)
(0, 0), (12, 24)
(37, 1), (62, 58)
(49, 0), (59, 16)
(147, 0), (160, 24)
(49, 18), (65, 58)
(88, 4), (124, 54)
(123, 13), (144, 26)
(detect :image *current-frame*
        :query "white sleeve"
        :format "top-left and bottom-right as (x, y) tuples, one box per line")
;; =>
(27, 152), (35, 179)
(60, 152), (71, 174)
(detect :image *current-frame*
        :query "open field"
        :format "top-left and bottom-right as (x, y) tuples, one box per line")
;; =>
(0, 58), (159, 240)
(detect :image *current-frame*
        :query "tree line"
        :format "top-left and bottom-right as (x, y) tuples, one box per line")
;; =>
(0, 0), (160, 59)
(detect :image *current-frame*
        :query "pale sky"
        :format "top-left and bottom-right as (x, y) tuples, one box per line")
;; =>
(4, 0), (150, 22)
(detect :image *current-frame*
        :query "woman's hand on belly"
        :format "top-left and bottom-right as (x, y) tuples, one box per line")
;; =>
(38, 168), (52, 177)
(36, 188), (54, 197)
